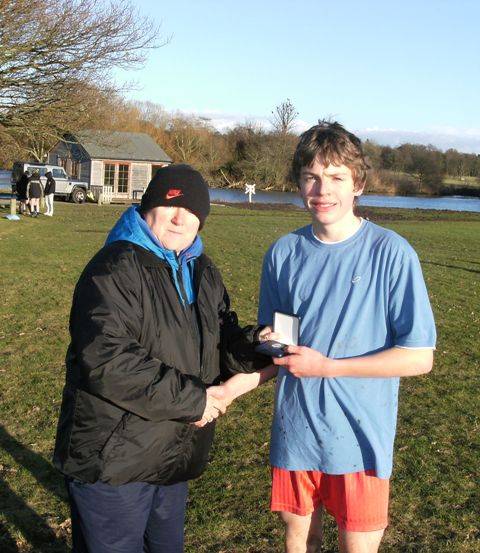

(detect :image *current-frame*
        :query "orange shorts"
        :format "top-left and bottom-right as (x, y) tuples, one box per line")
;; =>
(271, 467), (389, 532)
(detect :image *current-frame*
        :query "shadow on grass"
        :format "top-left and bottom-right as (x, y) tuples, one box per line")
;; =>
(0, 425), (68, 553)
(422, 260), (480, 274)
(0, 520), (19, 553)
(76, 229), (110, 234)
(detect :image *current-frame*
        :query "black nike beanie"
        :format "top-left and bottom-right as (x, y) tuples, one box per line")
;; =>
(140, 164), (210, 229)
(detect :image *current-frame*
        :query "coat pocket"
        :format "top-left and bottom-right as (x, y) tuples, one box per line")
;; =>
(69, 388), (126, 461)
(99, 412), (131, 461)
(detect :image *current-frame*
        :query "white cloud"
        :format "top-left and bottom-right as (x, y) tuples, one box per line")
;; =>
(357, 127), (480, 154)
(293, 119), (311, 133)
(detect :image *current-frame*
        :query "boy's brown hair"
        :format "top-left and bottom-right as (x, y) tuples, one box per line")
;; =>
(292, 120), (370, 191)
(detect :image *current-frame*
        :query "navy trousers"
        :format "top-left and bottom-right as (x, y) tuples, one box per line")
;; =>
(67, 478), (188, 553)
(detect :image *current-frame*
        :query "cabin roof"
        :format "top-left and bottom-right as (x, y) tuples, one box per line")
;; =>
(70, 130), (172, 163)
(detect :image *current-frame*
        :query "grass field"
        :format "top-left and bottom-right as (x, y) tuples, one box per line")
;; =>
(0, 202), (479, 552)
(443, 176), (480, 188)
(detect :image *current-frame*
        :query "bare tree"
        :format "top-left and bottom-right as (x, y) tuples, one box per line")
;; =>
(2, 81), (121, 160)
(270, 98), (298, 135)
(0, 0), (165, 137)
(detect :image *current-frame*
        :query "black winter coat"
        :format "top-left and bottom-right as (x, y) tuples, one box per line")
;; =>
(27, 178), (42, 199)
(16, 174), (29, 200)
(44, 176), (56, 195)
(53, 241), (266, 486)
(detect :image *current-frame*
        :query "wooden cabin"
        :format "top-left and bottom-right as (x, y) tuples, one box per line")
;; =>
(48, 131), (172, 201)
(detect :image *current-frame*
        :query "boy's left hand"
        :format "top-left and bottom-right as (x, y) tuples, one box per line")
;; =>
(273, 345), (333, 378)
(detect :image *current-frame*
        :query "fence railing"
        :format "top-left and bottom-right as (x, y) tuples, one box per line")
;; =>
(90, 185), (113, 204)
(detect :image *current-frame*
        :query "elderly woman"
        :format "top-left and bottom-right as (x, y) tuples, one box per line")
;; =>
(53, 164), (269, 553)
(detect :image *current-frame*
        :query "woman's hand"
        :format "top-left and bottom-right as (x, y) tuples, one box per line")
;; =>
(193, 387), (230, 427)
(258, 326), (283, 342)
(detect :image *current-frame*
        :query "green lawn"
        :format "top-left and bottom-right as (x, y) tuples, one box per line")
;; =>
(0, 202), (479, 552)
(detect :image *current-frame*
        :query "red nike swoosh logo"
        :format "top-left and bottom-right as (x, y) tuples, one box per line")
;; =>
(165, 189), (183, 200)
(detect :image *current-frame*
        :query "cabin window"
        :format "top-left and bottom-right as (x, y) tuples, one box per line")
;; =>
(104, 164), (115, 187)
(118, 164), (129, 194)
(103, 162), (130, 195)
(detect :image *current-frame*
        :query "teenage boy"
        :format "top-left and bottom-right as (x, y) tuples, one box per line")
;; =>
(220, 121), (436, 553)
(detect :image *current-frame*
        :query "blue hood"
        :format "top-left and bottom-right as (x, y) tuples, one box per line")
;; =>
(105, 206), (203, 305)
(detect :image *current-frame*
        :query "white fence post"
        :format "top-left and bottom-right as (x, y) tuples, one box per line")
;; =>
(91, 185), (113, 205)
(103, 186), (113, 204)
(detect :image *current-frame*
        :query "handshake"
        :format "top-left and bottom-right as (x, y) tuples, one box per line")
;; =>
(193, 326), (279, 428)
(194, 384), (234, 428)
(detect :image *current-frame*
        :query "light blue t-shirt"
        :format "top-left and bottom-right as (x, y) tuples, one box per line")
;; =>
(258, 220), (436, 479)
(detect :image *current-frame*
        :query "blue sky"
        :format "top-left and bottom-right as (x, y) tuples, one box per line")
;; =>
(118, 0), (480, 152)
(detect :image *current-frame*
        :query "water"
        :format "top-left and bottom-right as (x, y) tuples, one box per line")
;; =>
(209, 188), (480, 213)
(0, 170), (12, 189)
(0, 170), (12, 200)
(358, 194), (480, 212)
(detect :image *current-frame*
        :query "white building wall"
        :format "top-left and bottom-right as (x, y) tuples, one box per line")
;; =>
(131, 163), (151, 192)
(91, 160), (104, 187)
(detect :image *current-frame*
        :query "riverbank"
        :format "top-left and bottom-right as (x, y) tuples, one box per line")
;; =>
(368, 170), (480, 198)
(439, 185), (480, 197)
(210, 200), (480, 221)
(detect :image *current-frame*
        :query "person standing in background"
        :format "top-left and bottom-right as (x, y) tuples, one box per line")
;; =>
(27, 170), (43, 217)
(16, 170), (30, 215)
(44, 171), (56, 216)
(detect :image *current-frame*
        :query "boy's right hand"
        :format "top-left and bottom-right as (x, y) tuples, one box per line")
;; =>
(272, 345), (333, 377)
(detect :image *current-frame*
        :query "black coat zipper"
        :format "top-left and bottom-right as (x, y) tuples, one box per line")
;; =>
(169, 264), (205, 379)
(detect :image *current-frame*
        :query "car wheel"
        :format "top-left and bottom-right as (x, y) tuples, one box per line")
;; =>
(71, 187), (87, 204)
